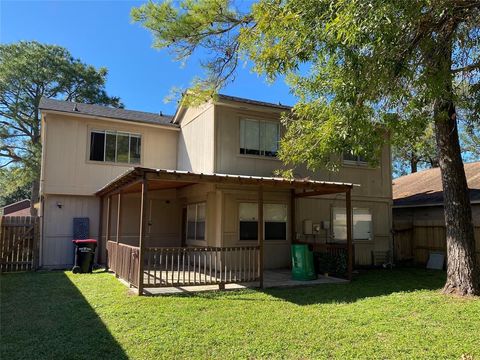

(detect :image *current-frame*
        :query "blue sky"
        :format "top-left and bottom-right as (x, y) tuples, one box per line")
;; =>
(0, 0), (295, 115)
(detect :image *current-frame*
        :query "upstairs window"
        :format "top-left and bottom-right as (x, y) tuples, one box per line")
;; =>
(89, 130), (141, 164)
(343, 151), (367, 165)
(240, 119), (280, 157)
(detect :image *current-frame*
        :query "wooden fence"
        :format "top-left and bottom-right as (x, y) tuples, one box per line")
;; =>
(394, 221), (480, 265)
(106, 241), (140, 287)
(0, 216), (39, 273)
(144, 246), (261, 287)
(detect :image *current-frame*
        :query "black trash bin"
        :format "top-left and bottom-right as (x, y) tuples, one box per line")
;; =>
(72, 239), (97, 273)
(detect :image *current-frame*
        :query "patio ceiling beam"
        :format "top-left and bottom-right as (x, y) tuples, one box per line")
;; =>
(294, 188), (350, 198)
(143, 171), (353, 192)
(101, 178), (144, 197)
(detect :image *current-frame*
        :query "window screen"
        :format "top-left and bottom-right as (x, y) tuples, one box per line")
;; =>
(240, 119), (279, 157)
(332, 207), (372, 241)
(239, 203), (287, 241)
(186, 203), (206, 241)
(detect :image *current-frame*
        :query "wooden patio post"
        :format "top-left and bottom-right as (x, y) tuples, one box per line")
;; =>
(115, 193), (122, 277)
(137, 176), (149, 295)
(105, 196), (111, 270)
(258, 186), (264, 289)
(290, 189), (296, 244)
(346, 188), (353, 280)
(98, 196), (104, 264)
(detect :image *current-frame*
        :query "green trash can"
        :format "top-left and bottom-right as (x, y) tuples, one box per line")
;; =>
(291, 244), (317, 280)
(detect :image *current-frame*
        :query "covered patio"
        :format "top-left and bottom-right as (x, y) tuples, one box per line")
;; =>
(96, 167), (356, 295)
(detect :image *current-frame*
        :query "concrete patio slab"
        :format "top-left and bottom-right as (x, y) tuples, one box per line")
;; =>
(142, 269), (348, 295)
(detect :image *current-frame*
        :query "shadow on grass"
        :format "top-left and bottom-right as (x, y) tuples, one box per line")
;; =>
(176, 268), (446, 305)
(262, 268), (446, 305)
(0, 271), (128, 360)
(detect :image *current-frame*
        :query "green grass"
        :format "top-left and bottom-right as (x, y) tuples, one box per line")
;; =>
(1, 269), (479, 360)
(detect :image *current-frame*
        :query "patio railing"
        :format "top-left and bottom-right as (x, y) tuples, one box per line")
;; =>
(143, 246), (261, 287)
(107, 241), (140, 287)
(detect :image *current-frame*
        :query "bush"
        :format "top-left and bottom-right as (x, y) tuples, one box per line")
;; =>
(314, 251), (347, 276)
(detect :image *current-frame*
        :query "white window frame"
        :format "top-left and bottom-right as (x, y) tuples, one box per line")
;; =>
(186, 202), (206, 242)
(89, 130), (142, 164)
(331, 207), (373, 241)
(238, 202), (288, 241)
(239, 118), (280, 158)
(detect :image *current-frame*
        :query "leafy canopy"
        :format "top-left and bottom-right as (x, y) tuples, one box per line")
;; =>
(0, 41), (122, 170)
(133, 0), (480, 171)
(0, 41), (122, 201)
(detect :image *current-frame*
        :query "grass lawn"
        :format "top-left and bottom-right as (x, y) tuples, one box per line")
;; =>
(1, 269), (479, 360)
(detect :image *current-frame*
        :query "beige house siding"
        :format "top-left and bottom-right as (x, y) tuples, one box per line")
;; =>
(213, 104), (392, 199)
(296, 196), (392, 266)
(41, 113), (178, 196)
(40, 98), (393, 269)
(41, 194), (100, 268)
(176, 104), (216, 173)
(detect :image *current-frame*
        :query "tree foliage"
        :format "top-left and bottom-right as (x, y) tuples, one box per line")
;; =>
(133, 0), (480, 294)
(0, 167), (32, 208)
(0, 41), (122, 202)
(133, 0), (479, 169)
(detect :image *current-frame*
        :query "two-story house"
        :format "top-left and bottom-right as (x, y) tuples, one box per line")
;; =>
(39, 95), (392, 282)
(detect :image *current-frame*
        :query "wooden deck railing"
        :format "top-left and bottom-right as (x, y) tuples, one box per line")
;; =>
(143, 246), (260, 287)
(107, 241), (140, 287)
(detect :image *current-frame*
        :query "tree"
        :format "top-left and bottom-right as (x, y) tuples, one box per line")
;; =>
(133, 0), (480, 295)
(392, 123), (438, 176)
(0, 41), (122, 211)
(0, 167), (32, 208)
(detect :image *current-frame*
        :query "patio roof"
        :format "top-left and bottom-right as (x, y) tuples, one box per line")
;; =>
(95, 167), (358, 197)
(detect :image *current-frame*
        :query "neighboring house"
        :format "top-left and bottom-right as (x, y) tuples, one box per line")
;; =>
(393, 162), (480, 224)
(1, 199), (31, 217)
(38, 95), (392, 270)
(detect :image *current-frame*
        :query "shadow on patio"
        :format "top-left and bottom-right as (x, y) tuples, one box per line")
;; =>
(0, 271), (128, 360)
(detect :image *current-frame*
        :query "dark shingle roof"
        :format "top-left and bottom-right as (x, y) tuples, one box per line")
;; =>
(217, 94), (292, 110)
(39, 98), (177, 127)
(392, 162), (480, 207)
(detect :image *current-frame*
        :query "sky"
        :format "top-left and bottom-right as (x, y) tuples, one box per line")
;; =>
(0, 0), (296, 116)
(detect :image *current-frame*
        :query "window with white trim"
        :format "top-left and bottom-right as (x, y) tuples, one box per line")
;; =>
(187, 203), (206, 241)
(89, 130), (141, 164)
(332, 207), (372, 241)
(239, 203), (287, 241)
(240, 119), (280, 157)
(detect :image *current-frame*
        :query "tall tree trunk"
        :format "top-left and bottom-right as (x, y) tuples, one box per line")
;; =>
(434, 102), (478, 295)
(431, 25), (479, 296)
(410, 153), (418, 173)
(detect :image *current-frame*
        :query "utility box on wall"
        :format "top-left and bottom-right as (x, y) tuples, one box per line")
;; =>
(303, 219), (313, 235)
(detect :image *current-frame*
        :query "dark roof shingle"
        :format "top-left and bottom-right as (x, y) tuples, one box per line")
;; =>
(39, 98), (177, 127)
(392, 162), (480, 207)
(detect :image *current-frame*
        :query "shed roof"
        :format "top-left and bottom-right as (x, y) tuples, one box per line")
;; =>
(96, 167), (357, 197)
(39, 98), (177, 127)
(1, 199), (31, 216)
(392, 162), (480, 207)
